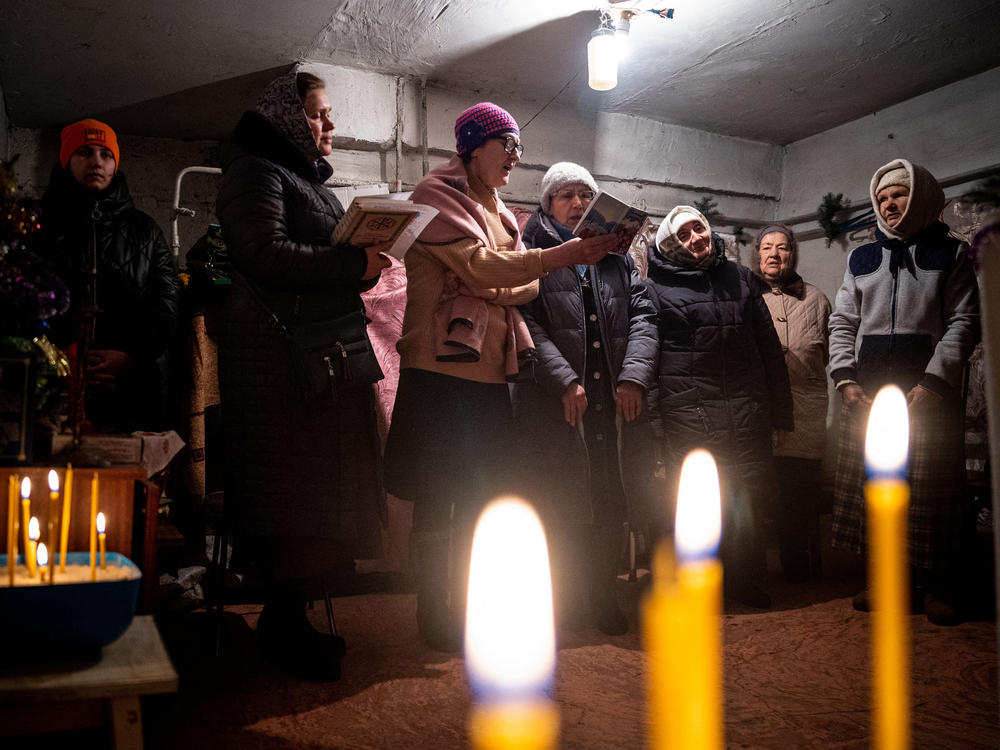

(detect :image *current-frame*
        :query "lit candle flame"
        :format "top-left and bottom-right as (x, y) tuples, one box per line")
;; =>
(865, 385), (909, 477)
(48, 469), (59, 493)
(96, 512), (106, 535)
(465, 496), (555, 702)
(20, 477), (30, 499)
(675, 449), (722, 563)
(37, 542), (48, 568)
(28, 516), (40, 542)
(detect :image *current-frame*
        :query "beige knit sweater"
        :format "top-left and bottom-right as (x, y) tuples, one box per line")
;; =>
(396, 171), (543, 383)
(397, 174), (544, 383)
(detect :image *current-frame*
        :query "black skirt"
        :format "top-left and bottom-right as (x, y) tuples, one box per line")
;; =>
(384, 368), (520, 531)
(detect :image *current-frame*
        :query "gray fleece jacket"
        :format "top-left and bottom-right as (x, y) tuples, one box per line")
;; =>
(828, 159), (980, 397)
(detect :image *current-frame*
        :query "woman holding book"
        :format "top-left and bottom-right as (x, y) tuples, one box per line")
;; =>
(514, 162), (658, 634)
(644, 205), (793, 609)
(215, 67), (391, 681)
(383, 103), (616, 650)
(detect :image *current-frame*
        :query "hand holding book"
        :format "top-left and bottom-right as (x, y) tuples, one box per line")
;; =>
(572, 190), (649, 256)
(362, 241), (393, 280)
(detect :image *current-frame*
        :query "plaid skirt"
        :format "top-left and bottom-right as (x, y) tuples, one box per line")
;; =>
(831, 397), (967, 570)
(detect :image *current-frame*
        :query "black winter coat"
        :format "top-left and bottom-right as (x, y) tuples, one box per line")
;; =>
(215, 110), (384, 563)
(644, 237), (793, 480)
(514, 209), (659, 525)
(40, 166), (180, 431)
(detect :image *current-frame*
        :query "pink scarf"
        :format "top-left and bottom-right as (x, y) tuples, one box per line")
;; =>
(413, 156), (534, 379)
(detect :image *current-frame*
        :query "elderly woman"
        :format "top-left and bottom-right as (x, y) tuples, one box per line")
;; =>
(751, 224), (831, 581)
(216, 68), (391, 680)
(645, 206), (793, 608)
(829, 159), (979, 624)
(514, 161), (657, 634)
(383, 104), (616, 650)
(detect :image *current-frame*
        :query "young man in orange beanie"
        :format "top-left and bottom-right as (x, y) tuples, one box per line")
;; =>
(39, 118), (180, 433)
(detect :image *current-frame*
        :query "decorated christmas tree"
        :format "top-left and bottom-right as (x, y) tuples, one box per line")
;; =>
(0, 157), (70, 433)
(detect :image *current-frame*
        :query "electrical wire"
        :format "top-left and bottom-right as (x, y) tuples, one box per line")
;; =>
(519, 69), (582, 132)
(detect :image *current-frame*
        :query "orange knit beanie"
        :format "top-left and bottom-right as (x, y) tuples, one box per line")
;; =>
(59, 119), (120, 171)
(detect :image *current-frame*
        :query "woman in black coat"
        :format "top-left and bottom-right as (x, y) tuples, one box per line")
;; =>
(514, 162), (658, 634)
(645, 205), (793, 608)
(215, 68), (390, 680)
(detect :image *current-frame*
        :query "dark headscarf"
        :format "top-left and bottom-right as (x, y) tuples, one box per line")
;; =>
(255, 68), (324, 166)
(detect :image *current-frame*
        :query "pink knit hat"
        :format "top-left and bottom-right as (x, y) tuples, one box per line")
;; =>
(454, 102), (519, 157)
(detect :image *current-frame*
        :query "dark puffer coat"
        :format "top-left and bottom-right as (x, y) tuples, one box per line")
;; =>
(216, 100), (384, 567)
(644, 236), (793, 481)
(514, 208), (659, 526)
(40, 166), (180, 430)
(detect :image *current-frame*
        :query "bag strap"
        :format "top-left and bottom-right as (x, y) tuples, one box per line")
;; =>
(231, 267), (290, 337)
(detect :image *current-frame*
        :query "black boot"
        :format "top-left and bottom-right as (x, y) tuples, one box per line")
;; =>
(257, 587), (345, 681)
(413, 533), (462, 652)
(588, 524), (629, 636)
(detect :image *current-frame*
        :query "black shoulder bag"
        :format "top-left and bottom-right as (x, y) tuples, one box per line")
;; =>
(239, 272), (383, 402)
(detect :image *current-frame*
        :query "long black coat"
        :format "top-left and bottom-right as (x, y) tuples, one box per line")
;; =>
(514, 209), (659, 526)
(40, 166), (180, 431)
(215, 110), (384, 562)
(644, 237), (793, 487)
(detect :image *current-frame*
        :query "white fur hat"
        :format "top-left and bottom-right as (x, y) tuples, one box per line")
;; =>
(540, 162), (599, 213)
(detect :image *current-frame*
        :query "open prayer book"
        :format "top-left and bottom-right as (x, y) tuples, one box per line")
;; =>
(572, 190), (648, 256)
(331, 196), (438, 259)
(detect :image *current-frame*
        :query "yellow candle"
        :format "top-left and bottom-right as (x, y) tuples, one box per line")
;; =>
(20, 477), (31, 571)
(90, 472), (99, 581)
(642, 540), (681, 750)
(27, 516), (39, 579)
(644, 449), (724, 750)
(97, 512), (107, 570)
(864, 386), (911, 750)
(47, 469), (59, 585)
(675, 449), (724, 750)
(465, 497), (559, 750)
(7, 475), (16, 585)
(37, 541), (48, 583)
(59, 463), (73, 573)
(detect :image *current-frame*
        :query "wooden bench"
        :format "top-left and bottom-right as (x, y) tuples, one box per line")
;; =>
(0, 615), (178, 749)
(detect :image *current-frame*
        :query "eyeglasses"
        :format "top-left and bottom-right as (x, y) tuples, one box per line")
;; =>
(492, 135), (524, 158)
(553, 189), (595, 203)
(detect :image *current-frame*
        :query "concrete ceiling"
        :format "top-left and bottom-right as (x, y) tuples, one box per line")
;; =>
(2, 0), (999, 145)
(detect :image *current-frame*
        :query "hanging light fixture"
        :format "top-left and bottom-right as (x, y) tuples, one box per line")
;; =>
(588, 11), (618, 91)
(588, 5), (675, 92)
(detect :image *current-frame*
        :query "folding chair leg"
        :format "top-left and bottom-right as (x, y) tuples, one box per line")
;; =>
(321, 578), (338, 636)
(212, 526), (228, 657)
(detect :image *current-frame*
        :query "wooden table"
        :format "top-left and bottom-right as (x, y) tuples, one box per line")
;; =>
(0, 466), (161, 611)
(0, 615), (178, 749)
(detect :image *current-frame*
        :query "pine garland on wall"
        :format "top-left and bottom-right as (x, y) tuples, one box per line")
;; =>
(817, 192), (851, 246)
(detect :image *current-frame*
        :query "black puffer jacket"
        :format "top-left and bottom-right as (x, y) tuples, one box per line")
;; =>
(41, 166), (179, 361)
(514, 208), (659, 525)
(644, 236), (793, 474)
(40, 166), (180, 431)
(215, 100), (384, 562)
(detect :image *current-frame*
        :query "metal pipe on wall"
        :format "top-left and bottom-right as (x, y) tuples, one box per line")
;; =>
(394, 76), (404, 192)
(420, 77), (429, 177)
(171, 166), (222, 260)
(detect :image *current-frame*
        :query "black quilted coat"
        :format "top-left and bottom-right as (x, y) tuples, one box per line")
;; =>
(40, 166), (180, 430)
(215, 109), (384, 567)
(513, 209), (659, 526)
(644, 236), (793, 486)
